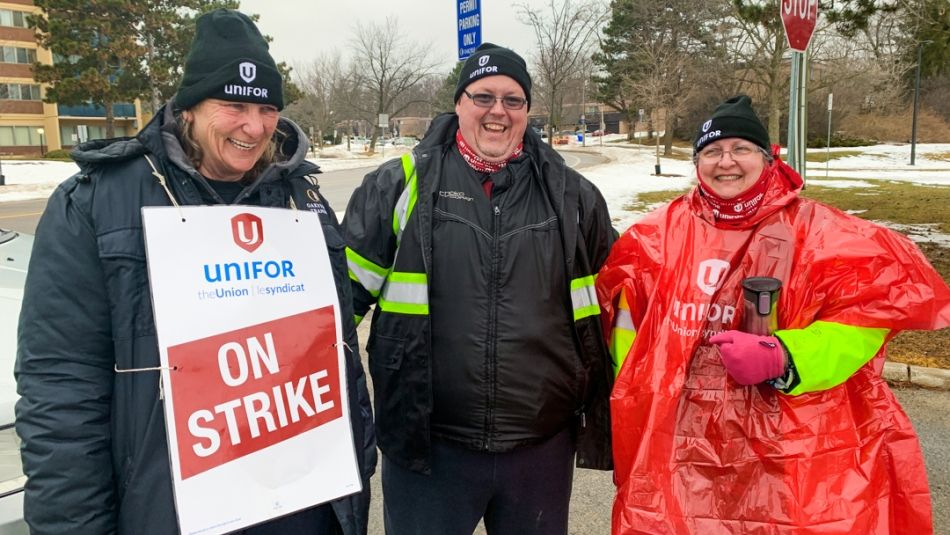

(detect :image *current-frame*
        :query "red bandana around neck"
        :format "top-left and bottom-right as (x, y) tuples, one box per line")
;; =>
(696, 163), (773, 223)
(455, 130), (523, 174)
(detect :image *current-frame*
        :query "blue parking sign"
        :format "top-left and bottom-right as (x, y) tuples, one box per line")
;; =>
(457, 0), (481, 60)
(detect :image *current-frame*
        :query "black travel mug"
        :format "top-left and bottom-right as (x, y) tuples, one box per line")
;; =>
(740, 277), (782, 336)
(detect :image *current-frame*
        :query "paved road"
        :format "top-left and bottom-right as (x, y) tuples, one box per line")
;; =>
(0, 199), (43, 234)
(0, 150), (608, 232)
(3, 149), (946, 533)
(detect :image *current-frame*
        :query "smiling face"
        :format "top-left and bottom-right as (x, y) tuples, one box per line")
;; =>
(182, 99), (280, 181)
(695, 138), (770, 199)
(455, 75), (528, 162)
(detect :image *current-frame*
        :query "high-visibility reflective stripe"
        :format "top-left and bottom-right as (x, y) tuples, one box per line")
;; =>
(354, 314), (364, 326)
(392, 153), (418, 241)
(378, 271), (429, 315)
(614, 308), (635, 331)
(346, 247), (388, 297)
(610, 292), (636, 377)
(570, 275), (599, 321)
(775, 321), (888, 396)
(610, 325), (636, 378)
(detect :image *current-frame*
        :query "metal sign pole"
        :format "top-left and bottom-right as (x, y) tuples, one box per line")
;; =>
(826, 92), (833, 178)
(787, 51), (801, 173)
(799, 49), (808, 184)
(786, 50), (808, 179)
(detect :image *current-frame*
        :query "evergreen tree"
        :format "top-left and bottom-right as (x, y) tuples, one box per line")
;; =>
(827, 0), (949, 79)
(592, 0), (640, 131)
(140, 0), (241, 112)
(431, 62), (464, 114)
(29, 0), (148, 138)
(276, 61), (304, 107)
(31, 0), (302, 138)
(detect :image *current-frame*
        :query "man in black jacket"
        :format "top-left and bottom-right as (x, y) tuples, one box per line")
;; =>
(15, 10), (375, 534)
(344, 42), (614, 535)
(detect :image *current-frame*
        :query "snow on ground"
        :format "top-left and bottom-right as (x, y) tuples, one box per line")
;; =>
(0, 144), (410, 202)
(1, 140), (948, 244)
(571, 145), (695, 232)
(802, 143), (950, 185)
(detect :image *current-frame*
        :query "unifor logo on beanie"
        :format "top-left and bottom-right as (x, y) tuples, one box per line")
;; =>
(239, 62), (257, 84)
(225, 61), (269, 99)
(702, 120), (712, 133)
(479, 55), (490, 67)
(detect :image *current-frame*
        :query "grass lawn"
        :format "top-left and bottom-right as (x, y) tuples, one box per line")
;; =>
(620, 178), (950, 369)
(804, 150), (863, 163)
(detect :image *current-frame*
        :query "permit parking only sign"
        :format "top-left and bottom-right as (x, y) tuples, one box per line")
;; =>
(457, 0), (481, 60)
(143, 206), (360, 535)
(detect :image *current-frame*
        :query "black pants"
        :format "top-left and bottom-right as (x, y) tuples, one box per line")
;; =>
(238, 503), (337, 534)
(382, 429), (575, 535)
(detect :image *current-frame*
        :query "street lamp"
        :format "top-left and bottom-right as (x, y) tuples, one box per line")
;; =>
(36, 127), (45, 158)
(910, 40), (932, 166)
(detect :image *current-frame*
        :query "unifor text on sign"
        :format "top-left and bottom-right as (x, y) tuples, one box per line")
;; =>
(457, 0), (481, 60)
(143, 205), (360, 535)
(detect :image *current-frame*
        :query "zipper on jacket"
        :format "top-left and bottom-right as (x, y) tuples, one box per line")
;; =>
(485, 202), (502, 450)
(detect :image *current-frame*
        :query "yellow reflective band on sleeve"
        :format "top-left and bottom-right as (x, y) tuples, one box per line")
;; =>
(610, 293), (636, 378)
(354, 314), (364, 327)
(774, 321), (888, 395)
(392, 153), (419, 241)
(571, 275), (600, 321)
(345, 247), (389, 297)
(378, 271), (429, 315)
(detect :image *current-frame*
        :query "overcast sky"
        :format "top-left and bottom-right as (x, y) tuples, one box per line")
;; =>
(237, 0), (549, 76)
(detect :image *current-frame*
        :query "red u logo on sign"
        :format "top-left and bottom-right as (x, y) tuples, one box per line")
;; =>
(231, 213), (264, 253)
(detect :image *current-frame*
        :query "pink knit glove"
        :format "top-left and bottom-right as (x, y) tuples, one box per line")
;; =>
(709, 330), (787, 385)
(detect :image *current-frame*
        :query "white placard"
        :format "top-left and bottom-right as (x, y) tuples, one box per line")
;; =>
(142, 206), (360, 535)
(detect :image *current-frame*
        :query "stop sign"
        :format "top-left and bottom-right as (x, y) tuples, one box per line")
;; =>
(781, 0), (819, 52)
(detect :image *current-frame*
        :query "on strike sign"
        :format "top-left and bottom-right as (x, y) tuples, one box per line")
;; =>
(168, 308), (342, 480)
(143, 206), (360, 535)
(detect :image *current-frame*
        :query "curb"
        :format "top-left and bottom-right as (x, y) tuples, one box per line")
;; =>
(883, 361), (950, 390)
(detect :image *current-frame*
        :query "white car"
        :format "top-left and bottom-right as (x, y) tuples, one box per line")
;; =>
(0, 228), (30, 533)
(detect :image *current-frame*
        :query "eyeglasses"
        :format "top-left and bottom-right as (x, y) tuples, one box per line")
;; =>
(696, 144), (763, 163)
(463, 90), (528, 111)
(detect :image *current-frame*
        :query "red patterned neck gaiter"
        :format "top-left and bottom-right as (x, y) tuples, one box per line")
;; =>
(696, 164), (772, 223)
(455, 130), (523, 174)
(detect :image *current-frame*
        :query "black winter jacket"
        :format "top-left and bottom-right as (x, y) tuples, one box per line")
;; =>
(14, 104), (376, 535)
(343, 113), (614, 474)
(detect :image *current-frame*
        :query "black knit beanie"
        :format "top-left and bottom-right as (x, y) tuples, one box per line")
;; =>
(694, 95), (769, 154)
(174, 9), (284, 111)
(455, 43), (532, 110)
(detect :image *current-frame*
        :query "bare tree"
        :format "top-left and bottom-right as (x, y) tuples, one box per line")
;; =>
(347, 16), (441, 151)
(284, 51), (356, 148)
(723, 0), (792, 143)
(517, 0), (608, 141)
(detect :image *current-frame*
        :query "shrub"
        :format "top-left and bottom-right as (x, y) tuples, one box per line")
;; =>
(807, 134), (876, 148)
(42, 149), (72, 160)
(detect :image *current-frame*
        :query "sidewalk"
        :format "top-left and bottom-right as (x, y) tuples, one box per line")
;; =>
(883, 361), (950, 389)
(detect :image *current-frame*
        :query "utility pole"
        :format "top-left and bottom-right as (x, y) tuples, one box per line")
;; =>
(910, 41), (932, 166)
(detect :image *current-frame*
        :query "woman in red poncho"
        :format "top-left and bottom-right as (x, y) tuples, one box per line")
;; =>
(596, 95), (950, 534)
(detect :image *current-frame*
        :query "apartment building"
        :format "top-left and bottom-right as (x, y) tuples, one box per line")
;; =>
(0, 0), (143, 156)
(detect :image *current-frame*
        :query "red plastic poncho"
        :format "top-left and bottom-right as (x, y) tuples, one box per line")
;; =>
(597, 154), (950, 534)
